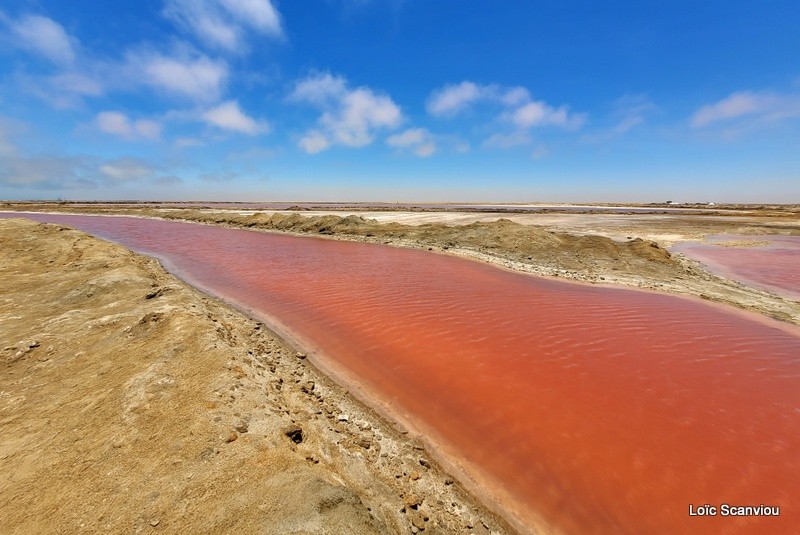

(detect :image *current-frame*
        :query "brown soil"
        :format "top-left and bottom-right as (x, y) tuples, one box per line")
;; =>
(0, 219), (512, 535)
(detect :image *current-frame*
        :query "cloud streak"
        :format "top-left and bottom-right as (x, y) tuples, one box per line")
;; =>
(164, 0), (283, 52)
(692, 91), (792, 127)
(386, 128), (437, 157)
(2, 13), (77, 65)
(96, 111), (162, 140)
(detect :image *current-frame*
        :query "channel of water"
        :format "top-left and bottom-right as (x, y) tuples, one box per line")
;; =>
(4, 213), (799, 534)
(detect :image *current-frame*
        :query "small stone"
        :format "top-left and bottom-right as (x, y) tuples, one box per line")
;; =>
(149, 519), (160, 527)
(296, 352), (306, 359)
(444, 478), (454, 486)
(235, 421), (249, 433)
(410, 510), (427, 529)
(225, 432), (238, 443)
(354, 436), (372, 449)
(145, 288), (163, 299)
(337, 414), (349, 422)
(403, 493), (422, 509)
(419, 458), (431, 469)
(284, 425), (304, 444)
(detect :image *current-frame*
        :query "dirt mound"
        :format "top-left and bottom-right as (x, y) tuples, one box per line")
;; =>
(153, 210), (682, 281)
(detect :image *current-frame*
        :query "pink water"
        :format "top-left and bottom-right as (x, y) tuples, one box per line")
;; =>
(674, 235), (800, 300)
(5, 213), (800, 534)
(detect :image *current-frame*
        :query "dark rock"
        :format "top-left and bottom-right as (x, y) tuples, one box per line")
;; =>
(284, 425), (304, 444)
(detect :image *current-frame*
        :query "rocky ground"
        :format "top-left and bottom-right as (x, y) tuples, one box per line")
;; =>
(0, 218), (513, 535)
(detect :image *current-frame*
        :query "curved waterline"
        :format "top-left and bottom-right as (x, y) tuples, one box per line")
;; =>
(5, 213), (799, 534)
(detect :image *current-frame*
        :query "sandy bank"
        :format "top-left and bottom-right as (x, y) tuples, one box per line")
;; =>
(0, 218), (513, 535)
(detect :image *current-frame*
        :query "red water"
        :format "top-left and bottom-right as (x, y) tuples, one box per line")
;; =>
(674, 235), (800, 300)
(5, 213), (800, 535)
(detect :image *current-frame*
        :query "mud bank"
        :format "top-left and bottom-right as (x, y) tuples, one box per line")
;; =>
(0, 219), (513, 535)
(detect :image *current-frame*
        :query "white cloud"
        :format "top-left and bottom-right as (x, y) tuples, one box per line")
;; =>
(323, 89), (402, 146)
(164, 0), (282, 52)
(386, 128), (437, 157)
(95, 111), (162, 140)
(691, 91), (775, 127)
(509, 101), (584, 130)
(202, 100), (267, 134)
(298, 130), (331, 154)
(100, 158), (155, 181)
(427, 81), (585, 149)
(483, 131), (532, 149)
(292, 73), (403, 152)
(127, 50), (229, 102)
(290, 73), (347, 105)
(690, 90), (800, 135)
(4, 14), (77, 65)
(386, 128), (427, 148)
(218, 0), (282, 33)
(426, 81), (538, 118)
(426, 81), (484, 117)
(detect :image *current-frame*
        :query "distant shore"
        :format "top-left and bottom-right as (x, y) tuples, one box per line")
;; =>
(3, 202), (798, 326)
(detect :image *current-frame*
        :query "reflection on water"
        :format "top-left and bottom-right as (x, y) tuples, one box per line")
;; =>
(5, 213), (799, 534)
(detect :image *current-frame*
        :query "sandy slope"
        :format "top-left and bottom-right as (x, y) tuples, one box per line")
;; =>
(0, 219), (511, 535)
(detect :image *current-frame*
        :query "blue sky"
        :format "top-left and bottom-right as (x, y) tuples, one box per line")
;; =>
(1, 1), (799, 202)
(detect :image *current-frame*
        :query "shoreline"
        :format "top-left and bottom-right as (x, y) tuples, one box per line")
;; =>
(0, 218), (517, 534)
(3, 208), (798, 328)
(4, 213), (799, 534)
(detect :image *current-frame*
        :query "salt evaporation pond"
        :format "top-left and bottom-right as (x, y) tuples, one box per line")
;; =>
(4, 213), (799, 534)
(674, 235), (800, 300)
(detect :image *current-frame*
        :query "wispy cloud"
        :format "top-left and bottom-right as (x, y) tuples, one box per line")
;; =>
(95, 111), (162, 141)
(163, 0), (283, 52)
(1, 13), (77, 65)
(690, 90), (800, 128)
(507, 101), (584, 130)
(100, 157), (156, 181)
(482, 131), (532, 149)
(580, 94), (656, 143)
(426, 81), (486, 117)
(125, 48), (229, 102)
(291, 72), (403, 153)
(202, 100), (268, 134)
(386, 127), (436, 157)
